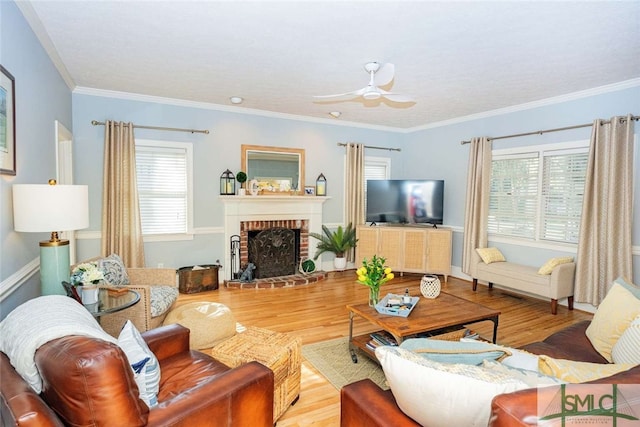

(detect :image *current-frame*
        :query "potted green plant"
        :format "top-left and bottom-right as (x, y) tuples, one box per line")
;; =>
(236, 171), (248, 195)
(309, 223), (357, 271)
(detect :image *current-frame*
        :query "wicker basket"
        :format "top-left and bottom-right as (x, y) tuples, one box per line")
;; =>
(178, 264), (220, 294)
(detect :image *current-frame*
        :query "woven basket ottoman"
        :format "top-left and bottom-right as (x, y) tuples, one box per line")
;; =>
(210, 326), (301, 421)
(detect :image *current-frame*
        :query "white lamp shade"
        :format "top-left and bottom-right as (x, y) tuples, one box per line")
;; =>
(13, 184), (89, 232)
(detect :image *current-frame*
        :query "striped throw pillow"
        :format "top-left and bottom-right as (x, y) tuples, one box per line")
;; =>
(612, 315), (640, 364)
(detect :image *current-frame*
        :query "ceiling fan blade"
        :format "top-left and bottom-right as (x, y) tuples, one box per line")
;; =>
(382, 93), (416, 103)
(373, 63), (395, 87)
(313, 87), (366, 100)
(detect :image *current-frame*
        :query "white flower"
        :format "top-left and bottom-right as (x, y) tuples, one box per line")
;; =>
(70, 262), (105, 286)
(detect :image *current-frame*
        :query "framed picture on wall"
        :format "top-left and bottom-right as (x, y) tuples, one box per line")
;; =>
(0, 65), (16, 175)
(304, 186), (315, 196)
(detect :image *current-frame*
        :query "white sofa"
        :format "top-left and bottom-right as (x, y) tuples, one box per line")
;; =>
(470, 258), (575, 315)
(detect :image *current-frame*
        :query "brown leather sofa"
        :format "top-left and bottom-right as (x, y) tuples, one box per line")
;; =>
(1, 324), (274, 426)
(340, 320), (640, 427)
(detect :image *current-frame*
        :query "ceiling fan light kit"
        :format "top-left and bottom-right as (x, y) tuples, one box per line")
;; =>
(314, 61), (414, 104)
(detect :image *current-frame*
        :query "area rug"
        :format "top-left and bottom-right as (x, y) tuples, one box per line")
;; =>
(302, 337), (388, 390)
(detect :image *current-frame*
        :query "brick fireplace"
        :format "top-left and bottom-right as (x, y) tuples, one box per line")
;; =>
(220, 195), (328, 283)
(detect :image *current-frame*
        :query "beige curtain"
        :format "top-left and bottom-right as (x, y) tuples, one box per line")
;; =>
(101, 121), (145, 267)
(575, 115), (634, 304)
(345, 143), (365, 262)
(461, 137), (492, 276)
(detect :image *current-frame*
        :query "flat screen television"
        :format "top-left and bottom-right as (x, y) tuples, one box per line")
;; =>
(366, 179), (444, 226)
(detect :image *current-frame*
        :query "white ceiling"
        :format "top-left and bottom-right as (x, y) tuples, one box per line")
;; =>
(21, 1), (640, 130)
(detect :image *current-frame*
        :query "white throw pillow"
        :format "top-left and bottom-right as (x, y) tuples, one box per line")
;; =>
(118, 321), (160, 407)
(375, 346), (531, 427)
(612, 315), (640, 364)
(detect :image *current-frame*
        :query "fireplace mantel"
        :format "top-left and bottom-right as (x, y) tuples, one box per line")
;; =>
(220, 196), (329, 280)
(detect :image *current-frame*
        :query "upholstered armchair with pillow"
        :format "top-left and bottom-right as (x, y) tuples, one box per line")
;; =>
(75, 254), (178, 336)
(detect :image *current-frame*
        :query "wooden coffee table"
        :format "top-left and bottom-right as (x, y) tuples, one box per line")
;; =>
(347, 292), (500, 363)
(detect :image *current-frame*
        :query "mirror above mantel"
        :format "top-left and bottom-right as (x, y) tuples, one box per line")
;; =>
(241, 144), (305, 194)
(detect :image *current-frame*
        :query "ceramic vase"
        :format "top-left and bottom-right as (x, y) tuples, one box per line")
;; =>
(81, 284), (100, 305)
(420, 274), (441, 299)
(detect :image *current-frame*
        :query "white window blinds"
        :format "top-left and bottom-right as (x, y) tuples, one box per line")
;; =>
(541, 150), (588, 243)
(488, 142), (588, 243)
(489, 153), (539, 239)
(135, 141), (191, 235)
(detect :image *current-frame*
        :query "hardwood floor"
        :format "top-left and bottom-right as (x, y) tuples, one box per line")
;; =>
(176, 272), (593, 426)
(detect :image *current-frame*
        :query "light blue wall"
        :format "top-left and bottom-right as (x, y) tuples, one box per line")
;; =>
(71, 94), (403, 269)
(401, 85), (640, 284)
(0, 1), (73, 319)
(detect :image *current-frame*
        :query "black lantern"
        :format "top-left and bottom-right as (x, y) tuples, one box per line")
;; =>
(316, 173), (327, 196)
(220, 169), (236, 195)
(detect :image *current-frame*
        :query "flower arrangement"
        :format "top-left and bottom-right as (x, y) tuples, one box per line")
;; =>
(356, 255), (394, 306)
(70, 262), (105, 286)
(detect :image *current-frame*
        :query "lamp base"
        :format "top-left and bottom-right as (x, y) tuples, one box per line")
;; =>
(39, 240), (70, 296)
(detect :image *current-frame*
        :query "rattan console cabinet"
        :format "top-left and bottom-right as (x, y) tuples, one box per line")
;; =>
(356, 225), (452, 282)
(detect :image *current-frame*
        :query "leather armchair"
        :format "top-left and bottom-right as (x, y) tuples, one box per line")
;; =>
(1, 324), (274, 426)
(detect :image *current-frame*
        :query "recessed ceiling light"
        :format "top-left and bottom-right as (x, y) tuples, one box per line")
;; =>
(329, 111), (341, 118)
(230, 96), (244, 104)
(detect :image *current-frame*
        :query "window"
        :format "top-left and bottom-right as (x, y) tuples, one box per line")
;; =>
(135, 140), (193, 238)
(489, 142), (588, 244)
(364, 156), (391, 205)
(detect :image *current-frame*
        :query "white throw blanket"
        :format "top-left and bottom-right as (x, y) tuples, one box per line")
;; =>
(0, 295), (118, 393)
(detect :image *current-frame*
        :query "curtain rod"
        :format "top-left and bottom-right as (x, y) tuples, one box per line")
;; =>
(337, 142), (401, 152)
(460, 115), (639, 145)
(91, 120), (209, 135)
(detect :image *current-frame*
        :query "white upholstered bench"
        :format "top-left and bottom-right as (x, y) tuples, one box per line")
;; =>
(471, 256), (575, 315)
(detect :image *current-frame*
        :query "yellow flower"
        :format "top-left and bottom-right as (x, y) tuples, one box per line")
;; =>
(355, 255), (394, 290)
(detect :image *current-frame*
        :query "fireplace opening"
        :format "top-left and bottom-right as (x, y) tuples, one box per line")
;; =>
(248, 227), (300, 279)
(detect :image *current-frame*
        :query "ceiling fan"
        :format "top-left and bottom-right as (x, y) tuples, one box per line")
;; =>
(314, 62), (415, 103)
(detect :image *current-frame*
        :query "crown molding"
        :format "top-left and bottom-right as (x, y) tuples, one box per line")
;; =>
(72, 87), (401, 133)
(407, 78), (640, 133)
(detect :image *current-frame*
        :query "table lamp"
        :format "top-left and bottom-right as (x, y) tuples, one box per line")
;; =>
(12, 181), (89, 295)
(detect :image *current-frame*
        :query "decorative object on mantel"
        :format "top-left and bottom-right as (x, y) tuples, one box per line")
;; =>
(309, 223), (357, 271)
(356, 255), (394, 307)
(420, 274), (441, 298)
(304, 186), (315, 196)
(248, 179), (260, 196)
(236, 171), (247, 195)
(220, 169), (236, 195)
(299, 258), (316, 275)
(316, 173), (327, 196)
